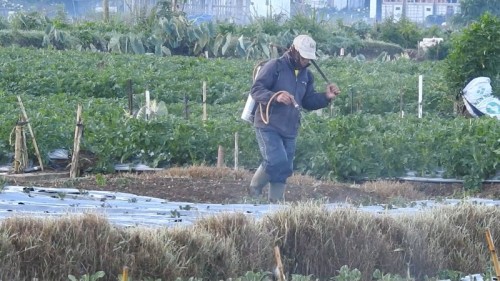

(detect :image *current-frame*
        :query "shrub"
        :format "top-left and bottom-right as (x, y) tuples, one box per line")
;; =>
(0, 30), (44, 48)
(445, 12), (500, 97)
(372, 17), (422, 49)
(358, 39), (404, 58)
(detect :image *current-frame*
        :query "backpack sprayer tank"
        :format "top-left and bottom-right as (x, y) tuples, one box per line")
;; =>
(241, 61), (267, 123)
(241, 93), (256, 123)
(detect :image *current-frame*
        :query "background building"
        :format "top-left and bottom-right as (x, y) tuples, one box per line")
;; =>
(370, 0), (460, 24)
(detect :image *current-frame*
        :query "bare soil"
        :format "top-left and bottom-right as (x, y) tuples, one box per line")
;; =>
(3, 167), (500, 204)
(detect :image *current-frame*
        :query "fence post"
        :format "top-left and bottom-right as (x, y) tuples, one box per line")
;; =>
(70, 105), (83, 178)
(145, 90), (150, 121)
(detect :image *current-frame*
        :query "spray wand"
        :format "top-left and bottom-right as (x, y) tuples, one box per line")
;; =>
(311, 60), (331, 84)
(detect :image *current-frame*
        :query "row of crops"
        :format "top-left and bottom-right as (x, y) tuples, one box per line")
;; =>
(0, 47), (498, 187)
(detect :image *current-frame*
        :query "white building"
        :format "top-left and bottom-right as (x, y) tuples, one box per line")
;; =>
(179, 0), (252, 24)
(179, 0), (292, 24)
(370, 0), (460, 24)
(327, 0), (365, 10)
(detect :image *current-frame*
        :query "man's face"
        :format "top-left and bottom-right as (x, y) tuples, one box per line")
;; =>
(291, 47), (311, 69)
(298, 56), (310, 68)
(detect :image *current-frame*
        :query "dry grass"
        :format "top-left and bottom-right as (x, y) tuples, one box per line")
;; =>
(287, 173), (333, 186)
(360, 180), (424, 200)
(155, 165), (252, 180)
(1, 203), (499, 281)
(148, 165), (335, 186)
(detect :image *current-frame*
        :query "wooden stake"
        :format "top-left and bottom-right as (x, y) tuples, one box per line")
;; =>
(70, 105), (83, 178)
(486, 229), (500, 279)
(17, 96), (44, 171)
(217, 145), (224, 168)
(127, 79), (133, 116)
(13, 119), (28, 174)
(202, 81), (207, 121)
(274, 246), (286, 281)
(103, 0), (110, 22)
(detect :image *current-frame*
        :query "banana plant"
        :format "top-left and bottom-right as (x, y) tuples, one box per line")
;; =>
(43, 24), (80, 50)
(235, 33), (282, 59)
(108, 32), (146, 54)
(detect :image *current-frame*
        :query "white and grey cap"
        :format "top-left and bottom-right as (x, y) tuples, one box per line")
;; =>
(292, 34), (317, 60)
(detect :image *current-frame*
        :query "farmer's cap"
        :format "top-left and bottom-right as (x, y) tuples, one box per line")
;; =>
(293, 34), (317, 60)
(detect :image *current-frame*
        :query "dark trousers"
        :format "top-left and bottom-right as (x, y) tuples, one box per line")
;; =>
(255, 127), (296, 183)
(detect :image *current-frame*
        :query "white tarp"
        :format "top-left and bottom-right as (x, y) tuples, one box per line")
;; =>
(462, 77), (500, 120)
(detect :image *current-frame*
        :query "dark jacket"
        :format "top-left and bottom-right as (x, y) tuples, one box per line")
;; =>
(250, 52), (331, 137)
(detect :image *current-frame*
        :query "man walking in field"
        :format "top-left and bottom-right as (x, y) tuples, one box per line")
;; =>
(248, 34), (341, 202)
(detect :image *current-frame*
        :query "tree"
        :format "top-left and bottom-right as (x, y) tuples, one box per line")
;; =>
(453, 0), (500, 25)
(371, 17), (422, 49)
(445, 12), (500, 101)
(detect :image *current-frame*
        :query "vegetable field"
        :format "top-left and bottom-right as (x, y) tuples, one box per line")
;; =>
(0, 47), (498, 187)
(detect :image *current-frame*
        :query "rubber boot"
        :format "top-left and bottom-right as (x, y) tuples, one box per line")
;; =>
(268, 182), (286, 203)
(248, 165), (269, 197)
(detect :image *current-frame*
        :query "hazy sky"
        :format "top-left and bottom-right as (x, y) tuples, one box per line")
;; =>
(250, 0), (291, 18)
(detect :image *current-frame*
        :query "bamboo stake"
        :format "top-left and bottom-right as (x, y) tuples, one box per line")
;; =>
(273, 246), (286, 281)
(70, 105), (83, 178)
(486, 229), (500, 279)
(122, 266), (129, 281)
(17, 96), (44, 171)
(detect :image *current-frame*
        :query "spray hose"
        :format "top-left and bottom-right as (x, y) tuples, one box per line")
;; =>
(260, 91), (300, 125)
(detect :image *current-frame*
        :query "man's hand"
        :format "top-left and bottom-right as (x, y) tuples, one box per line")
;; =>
(276, 91), (297, 107)
(326, 83), (341, 100)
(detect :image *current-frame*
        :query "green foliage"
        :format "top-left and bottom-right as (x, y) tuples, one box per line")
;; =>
(372, 17), (422, 49)
(95, 174), (107, 187)
(237, 271), (273, 280)
(445, 12), (500, 96)
(436, 269), (464, 281)
(68, 271), (105, 281)
(0, 29), (44, 48)
(0, 9), (455, 62)
(0, 17), (9, 30)
(298, 114), (499, 182)
(9, 11), (49, 31)
(372, 269), (406, 281)
(341, 20), (372, 40)
(453, 0), (500, 25)
(283, 12), (331, 43)
(43, 25), (80, 50)
(332, 265), (362, 281)
(424, 40), (451, 61)
(0, 48), (496, 183)
(357, 40), (404, 58)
